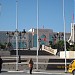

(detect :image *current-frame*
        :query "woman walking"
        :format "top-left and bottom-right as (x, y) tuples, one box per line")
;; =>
(28, 58), (33, 74)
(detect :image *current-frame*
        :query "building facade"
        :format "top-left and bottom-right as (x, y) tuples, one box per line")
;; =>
(0, 28), (71, 49)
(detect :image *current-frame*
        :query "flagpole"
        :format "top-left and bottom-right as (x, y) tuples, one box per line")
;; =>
(0, 3), (1, 16)
(63, 0), (67, 72)
(36, 0), (38, 71)
(16, 0), (18, 71)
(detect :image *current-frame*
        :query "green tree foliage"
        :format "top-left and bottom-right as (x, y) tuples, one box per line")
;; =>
(0, 43), (6, 49)
(51, 40), (71, 52)
(0, 42), (12, 50)
(7, 42), (12, 50)
(73, 44), (75, 51)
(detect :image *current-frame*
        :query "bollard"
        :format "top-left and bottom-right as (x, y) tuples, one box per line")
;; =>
(18, 55), (21, 63)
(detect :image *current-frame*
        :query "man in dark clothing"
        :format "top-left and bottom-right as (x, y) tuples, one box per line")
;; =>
(39, 44), (42, 50)
(0, 56), (3, 73)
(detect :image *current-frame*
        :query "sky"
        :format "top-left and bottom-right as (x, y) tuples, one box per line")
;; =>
(0, 0), (74, 33)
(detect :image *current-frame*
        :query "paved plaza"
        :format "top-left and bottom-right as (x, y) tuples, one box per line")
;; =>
(1, 55), (73, 75)
(0, 69), (73, 75)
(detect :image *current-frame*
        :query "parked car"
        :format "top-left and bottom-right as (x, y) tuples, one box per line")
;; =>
(68, 60), (75, 74)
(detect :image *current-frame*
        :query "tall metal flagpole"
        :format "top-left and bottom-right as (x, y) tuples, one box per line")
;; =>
(16, 0), (18, 71)
(36, 0), (38, 70)
(0, 3), (1, 16)
(63, 0), (67, 72)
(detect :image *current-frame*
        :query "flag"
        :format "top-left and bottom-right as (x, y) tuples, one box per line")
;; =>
(44, 38), (46, 41)
(72, 13), (74, 23)
(41, 37), (46, 41)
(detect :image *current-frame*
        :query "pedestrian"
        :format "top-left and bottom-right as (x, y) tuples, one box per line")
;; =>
(39, 44), (42, 50)
(0, 56), (3, 73)
(28, 58), (34, 74)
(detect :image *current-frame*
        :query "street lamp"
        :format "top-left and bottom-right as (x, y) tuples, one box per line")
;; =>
(22, 29), (26, 49)
(22, 29), (26, 34)
(52, 34), (56, 45)
(28, 33), (31, 50)
(19, 32), (21, 49)
(38, 38), (41, 50)
(61, 33), (64, 40)
(28, 40), (31, 50)
(6, 32), (12, 50)
(6, 32), (10, 43)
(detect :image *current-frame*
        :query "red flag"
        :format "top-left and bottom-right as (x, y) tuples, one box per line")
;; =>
(72, 13), (74, 22)
(44, 38), (46, 41)
(41, 38), (46, 41)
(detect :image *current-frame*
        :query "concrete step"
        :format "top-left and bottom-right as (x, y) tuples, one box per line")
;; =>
(2, 62), (70, 70)
(1, 55), (72, 70)
(10, 50), (54, 55)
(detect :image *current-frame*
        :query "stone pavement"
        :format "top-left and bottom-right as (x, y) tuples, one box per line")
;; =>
(0, 69), (73, 75)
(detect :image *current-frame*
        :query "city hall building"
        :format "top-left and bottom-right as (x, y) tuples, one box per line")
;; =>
(0, 28), (71, 50)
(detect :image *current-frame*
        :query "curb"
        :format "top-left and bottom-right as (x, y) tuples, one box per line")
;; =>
(8, 70), (25, 72)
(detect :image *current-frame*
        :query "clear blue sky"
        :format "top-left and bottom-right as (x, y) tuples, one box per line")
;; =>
(0, 0), (74, 33)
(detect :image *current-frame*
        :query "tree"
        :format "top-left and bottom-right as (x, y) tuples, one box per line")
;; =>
(49, 41), (52, 46)
(56, 40), (64, 53)
(73, 44), (75, 51)
(66, 41), (70, 51)
(1, 44), (6, 49)
(52, 40), (70, 52)
(7, 42), (12, 50)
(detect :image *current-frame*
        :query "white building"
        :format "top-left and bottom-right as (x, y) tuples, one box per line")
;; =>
(68, 23), (75, 45)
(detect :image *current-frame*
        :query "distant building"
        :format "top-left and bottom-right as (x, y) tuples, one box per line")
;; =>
(0, 28), (71, 50)
(28, 28), (53, 47)
(0, 31), (8, 43)
(29, 28), (70, 47)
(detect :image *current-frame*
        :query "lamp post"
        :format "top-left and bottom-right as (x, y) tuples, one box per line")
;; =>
(28, 33), (31, 50)
(19, 32), (21, 49)
(6, 32), (12, 50)
(28, 40), (31, 50)
(18, 32), (21, 63)
(6, 32), (10, 43)
(22, 29), (26, 49)
(38, 38), (41, 50)
(57, 32), (60, 41)
(52, 34), (56, 45)
(61, 33), (64, 40)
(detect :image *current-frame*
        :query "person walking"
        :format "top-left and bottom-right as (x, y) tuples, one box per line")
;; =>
(0, 56), (3, 73)
(28, 58), (33, 74)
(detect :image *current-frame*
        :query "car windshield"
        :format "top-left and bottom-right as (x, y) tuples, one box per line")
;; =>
(70, 60), (74, 64)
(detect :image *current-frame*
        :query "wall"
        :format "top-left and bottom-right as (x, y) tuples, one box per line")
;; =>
(0, 50), (10, 56)
(60, 51), (75, 58)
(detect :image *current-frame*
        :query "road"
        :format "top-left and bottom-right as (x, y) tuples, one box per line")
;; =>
(0, 72), (73, 75)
